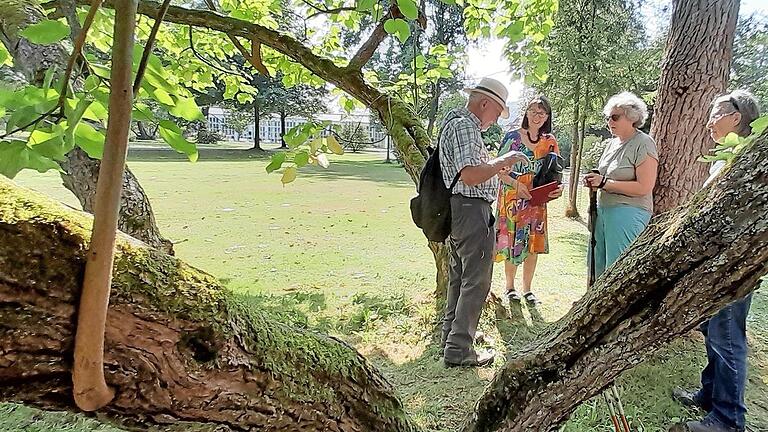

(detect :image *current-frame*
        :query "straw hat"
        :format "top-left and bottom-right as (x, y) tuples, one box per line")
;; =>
(463, 77), (510, 119)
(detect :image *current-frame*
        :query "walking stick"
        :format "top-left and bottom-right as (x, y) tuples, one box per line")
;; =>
(587, 169), (599, 288)
(603, 393), (621, 432)
(611, 385), (632, 432)
(587, 169), (631, 432)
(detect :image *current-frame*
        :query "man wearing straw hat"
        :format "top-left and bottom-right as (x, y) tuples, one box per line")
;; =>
(439, 77), (529, 367)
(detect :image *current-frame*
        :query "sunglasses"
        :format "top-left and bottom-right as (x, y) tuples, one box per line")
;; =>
(729, 97), (741, 113)
(605, 114), (623, 122)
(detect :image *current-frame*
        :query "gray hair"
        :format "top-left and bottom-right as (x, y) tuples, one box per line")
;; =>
(712, 89), (761, 137)
(603, 91), (649, 129)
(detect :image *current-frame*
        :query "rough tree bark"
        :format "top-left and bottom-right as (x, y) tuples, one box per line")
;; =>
(2, 123), (766, 432)
(0, 0), (174, 254)
(0, 176), (419, 432)
(651, 0), (740, 213)
(461, 128), (768, 431)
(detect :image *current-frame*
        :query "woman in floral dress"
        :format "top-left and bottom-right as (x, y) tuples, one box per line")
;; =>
(495, 95), (563, 305)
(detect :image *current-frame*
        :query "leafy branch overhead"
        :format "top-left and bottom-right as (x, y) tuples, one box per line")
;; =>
(1, 0), (556, 181)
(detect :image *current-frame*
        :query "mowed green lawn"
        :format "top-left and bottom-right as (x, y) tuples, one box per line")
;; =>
(4, 143), (767, 432)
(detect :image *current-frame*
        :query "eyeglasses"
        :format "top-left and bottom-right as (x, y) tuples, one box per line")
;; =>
(527, 110), (548, 117)
(729, 97), (741, 113)
(605, 114), (623, 122)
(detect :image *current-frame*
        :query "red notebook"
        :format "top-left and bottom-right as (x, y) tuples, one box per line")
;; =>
(528, 182), (560, 206)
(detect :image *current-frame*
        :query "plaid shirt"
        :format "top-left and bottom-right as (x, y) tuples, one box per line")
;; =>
(438, 108), (498, 202)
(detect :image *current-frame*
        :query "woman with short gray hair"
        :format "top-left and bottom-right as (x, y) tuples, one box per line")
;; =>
(673, 90), (761, 432)
(583, 91), (658, 278)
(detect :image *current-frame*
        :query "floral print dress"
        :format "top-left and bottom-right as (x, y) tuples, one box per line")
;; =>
(495, 130), (560, 265)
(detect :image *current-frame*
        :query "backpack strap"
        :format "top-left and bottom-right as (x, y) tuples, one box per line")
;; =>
(437, 114), (464, 193)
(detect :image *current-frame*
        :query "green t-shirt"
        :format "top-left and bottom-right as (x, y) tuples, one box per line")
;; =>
(597, 130), (658, 213)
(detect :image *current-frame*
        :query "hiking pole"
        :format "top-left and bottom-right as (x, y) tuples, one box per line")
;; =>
(603, 392), (621, 432)
(611, 384), (631, 432)
(587, 169), (599, 288)
(587, 170), (630, 432)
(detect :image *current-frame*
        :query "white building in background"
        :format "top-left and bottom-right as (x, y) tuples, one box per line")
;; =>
(206, 107), (388, 147)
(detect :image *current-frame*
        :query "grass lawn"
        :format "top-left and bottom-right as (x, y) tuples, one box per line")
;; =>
(4, 142), (767, 431)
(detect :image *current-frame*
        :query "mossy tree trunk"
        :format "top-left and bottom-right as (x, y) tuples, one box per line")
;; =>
(0, 0), (174, 254)
(0, 176), (419, 432)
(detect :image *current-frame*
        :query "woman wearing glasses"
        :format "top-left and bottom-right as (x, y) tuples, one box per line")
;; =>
(495, 95), (564, 305)
(673, 90), (760, 432)
(583, 91), (658, 278)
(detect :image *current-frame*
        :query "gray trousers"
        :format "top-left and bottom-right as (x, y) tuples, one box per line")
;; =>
(441, 195), (495, 363)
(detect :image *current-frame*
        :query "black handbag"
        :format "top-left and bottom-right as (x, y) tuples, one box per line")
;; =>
(532, 145), (564, 187)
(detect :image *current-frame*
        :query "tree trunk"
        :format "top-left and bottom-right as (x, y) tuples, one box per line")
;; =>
(425, 79), (443, 137)
(650, 0), (740, 213)
(280, 109), (287, 148)
(565, 77), (582, 218)
(59, 148), (174, 254)
(0, 0), (174, 254)
(252, 103), (262, 150)
(0, 176), (419, 432)
(133, 121), (157, 140)
(462, 128), (768, 431)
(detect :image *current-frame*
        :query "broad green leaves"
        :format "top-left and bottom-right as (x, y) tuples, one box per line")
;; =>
(397, 0), (419, 20)
(265, 122), (345, 184)
(384, 18), (411, 44)
(699, 115), (768, 163)
(0, 44), (12, 67)
(19, 19), (70, 45)
(158, 120), (199, 162)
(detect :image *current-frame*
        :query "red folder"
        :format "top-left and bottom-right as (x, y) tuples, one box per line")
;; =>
(528, 182), (560, 207)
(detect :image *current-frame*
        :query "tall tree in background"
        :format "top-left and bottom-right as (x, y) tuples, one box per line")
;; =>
(536, 0), (659, 218)
(651, 0), (740, 213)
(732, 13), (768, 109)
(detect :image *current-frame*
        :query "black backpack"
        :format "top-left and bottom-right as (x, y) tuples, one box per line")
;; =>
(409, 116), (461, 243)
(532, 144), (564, 187)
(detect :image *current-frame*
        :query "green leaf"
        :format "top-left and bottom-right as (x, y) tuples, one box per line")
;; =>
(326, 135), (344, 155)
(236, 92), (254, 104)
(294, 150), (310, 167)
(169, 96), (204, 121)
(414, 55), (426, 69)
(0, 43), (12, 67)
(357, 0), (376, 12)
(397, 0), (419, 20)
(19, 19), (70, 45)
(751, 115), (768, 135)
(74, 123), (105, 159)
(384, 19), (411, 44)
(152, 88), (175, 105)
(722, 132), (741, 148)
(0, 140), (60, 178)
(281, 166), (297, 184)
(437, 0), (455, 5)
(83, 75), (101, 93)
(28, 127), (68, 160)
(159, 120), (198, 162)
(266, 152), (286, 173)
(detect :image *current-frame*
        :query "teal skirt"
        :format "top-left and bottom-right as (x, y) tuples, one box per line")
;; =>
(593, 205), (652, 277)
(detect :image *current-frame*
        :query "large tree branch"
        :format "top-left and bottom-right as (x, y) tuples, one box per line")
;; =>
(462, 129), (768, 431)
(0, 176), (419, 432)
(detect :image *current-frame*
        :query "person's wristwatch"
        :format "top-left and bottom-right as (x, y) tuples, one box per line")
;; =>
(597, 176), (608, 189)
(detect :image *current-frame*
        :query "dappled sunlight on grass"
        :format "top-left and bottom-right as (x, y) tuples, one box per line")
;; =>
(10, 152), (768, 432)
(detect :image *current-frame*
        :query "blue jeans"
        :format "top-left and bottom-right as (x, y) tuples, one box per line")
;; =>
(593, 205), (652, 277)
(696, 295), (752, 430)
